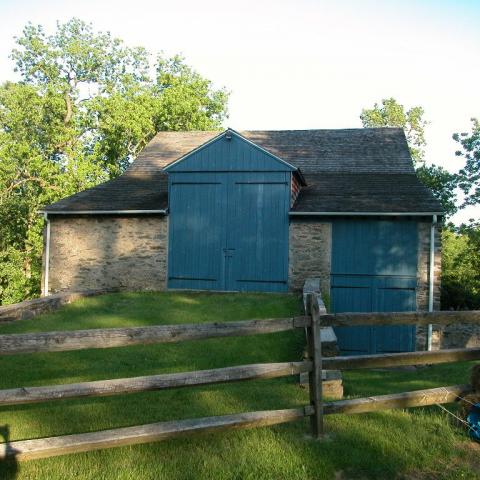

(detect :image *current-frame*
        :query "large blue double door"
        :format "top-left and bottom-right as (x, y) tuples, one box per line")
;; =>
(331, 220), (418, 354)
(168, 172), (289, 292)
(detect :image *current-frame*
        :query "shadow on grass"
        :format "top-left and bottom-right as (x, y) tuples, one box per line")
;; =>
(0, 425), (18, 479)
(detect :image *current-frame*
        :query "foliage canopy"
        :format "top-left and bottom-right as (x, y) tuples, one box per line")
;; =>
(0, 18), (228, 304)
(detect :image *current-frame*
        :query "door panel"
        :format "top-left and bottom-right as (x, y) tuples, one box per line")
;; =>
(331, 220), (418, 355)
(373, 277), (416, 353)
(331, 276), (373, 355)
(168, 173), (227, 290)
(332, 220), (418, 276)
(226, 173), (289, 292)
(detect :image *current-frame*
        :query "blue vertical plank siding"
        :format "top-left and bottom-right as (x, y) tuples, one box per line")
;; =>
(226, 173), (289, 292)
(167, 133), (292, 292)
(331, 220), (418, 354)
(165, 132), (296, 173)
(167, 173), (228, 291)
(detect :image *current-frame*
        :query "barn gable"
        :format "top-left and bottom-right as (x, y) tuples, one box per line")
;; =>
(164, 129), (297, 173)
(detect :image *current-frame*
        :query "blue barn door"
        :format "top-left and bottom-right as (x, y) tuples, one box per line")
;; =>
(331, 220), (417, 354)
(167, 172), (289, 292)
(167, 173), (228, 291)
(225, 172), (289, 292)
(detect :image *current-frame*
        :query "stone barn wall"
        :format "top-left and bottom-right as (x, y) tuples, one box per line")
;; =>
(45, 215), (168, 294)
(288, 219), (331, 293)
(416, 222), (442, 312)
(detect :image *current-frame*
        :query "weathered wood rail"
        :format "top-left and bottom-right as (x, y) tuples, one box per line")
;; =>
(0, 361), (318, 406)
(320, 310), (480, 327)
(323, 347), (480, 370)
(0, 316), (309, 355)
(1, 302), (479, 461)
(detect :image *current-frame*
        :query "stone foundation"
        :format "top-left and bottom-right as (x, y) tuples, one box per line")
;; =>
(45, 215), (168, 294)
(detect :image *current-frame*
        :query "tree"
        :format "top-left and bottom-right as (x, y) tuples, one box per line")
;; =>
(360, 97), (427, 164)
(454, 118), (480, 208)
(415, 164), (458, 217)
(0, 18), (229, 304)
(441, 226), (480, 310)
(360, 98), (458, 217)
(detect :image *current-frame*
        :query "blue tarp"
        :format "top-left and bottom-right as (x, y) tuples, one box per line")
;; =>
(467, 403), (480, 441)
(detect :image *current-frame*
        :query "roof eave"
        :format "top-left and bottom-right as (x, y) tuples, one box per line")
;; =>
(289, 211), (444, 217)
(40, 209), (168, 215)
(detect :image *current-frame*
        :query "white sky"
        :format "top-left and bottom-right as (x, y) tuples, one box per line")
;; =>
(0, 0), (479, 224)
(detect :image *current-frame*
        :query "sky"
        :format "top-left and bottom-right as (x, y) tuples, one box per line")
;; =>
(0, 0), (479, 224)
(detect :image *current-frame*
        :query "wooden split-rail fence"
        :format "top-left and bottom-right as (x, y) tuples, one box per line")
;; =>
(0, 297), (480, 461)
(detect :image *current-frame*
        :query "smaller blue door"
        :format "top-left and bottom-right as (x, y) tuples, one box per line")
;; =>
(331, 220), (418, 355)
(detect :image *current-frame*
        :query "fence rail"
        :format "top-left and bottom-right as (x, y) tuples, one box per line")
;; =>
(2, 407), (311, 461)
(0, 361), (318, 406)
(323, 347), (480, 370)
(0, 316), (309, 355)
(320, 310), (480, 327)
(1, 298), (479, 461)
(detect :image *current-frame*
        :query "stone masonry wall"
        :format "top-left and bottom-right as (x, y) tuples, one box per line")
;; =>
(46, 216), (168, 294)
(416, 222), (442, 312)
(288, 219), (331, 292)
(416, 221), (442, 350)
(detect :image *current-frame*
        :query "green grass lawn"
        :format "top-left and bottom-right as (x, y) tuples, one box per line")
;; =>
(0, 291), (479, 480)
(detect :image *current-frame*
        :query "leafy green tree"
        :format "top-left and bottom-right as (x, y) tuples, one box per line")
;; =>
(360, 98), (458, 217)
(454, 118), (480, 207)
(360, 97), (427, 164)
(0, 18), (228, 304)
(416, 164), (458, 217)
(441, 227), (480, 310)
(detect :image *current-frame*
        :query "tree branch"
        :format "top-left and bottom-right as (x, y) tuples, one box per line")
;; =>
(64, 92), (73, 125)
(0, 177), (61, 202)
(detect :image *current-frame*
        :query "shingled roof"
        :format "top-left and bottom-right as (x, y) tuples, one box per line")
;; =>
(44, 128), (443, 214)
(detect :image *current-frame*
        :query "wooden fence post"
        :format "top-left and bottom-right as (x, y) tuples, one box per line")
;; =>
(307, 293), (324, 438)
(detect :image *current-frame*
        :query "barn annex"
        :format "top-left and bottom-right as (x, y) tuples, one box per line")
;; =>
(41, 128), (443, 354)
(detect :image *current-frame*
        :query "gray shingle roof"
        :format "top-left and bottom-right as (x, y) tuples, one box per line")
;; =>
(242, 128), (415, 174)
(44, 173), (168, 212)
(293, 174), (443, 213)
(44, 128), (442, 214)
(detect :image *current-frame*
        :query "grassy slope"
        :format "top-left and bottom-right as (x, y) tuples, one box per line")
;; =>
(0, 292), (478, 480)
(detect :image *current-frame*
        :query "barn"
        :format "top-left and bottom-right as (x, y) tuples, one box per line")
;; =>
(41, 128), (443, 354)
